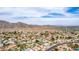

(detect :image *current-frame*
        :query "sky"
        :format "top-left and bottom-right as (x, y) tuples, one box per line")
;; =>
(0, 7), (79, 26)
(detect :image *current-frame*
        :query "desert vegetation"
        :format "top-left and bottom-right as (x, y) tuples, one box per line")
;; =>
(0, 30), (79, 51)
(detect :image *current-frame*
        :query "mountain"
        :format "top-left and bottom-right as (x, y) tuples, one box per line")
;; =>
(0, 20), (51, 28)
(0, 20), (32, 28)
(0, 20), (79, 31)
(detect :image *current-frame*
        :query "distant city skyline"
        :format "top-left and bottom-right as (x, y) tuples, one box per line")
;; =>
(0, 7), (79, 26)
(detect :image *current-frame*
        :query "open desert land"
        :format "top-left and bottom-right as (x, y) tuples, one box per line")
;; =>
(0, 7), (79, 51)
(0, 20), (79, 51)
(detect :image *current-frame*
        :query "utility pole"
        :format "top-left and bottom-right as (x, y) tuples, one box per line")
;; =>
(66, 26), (68, 33)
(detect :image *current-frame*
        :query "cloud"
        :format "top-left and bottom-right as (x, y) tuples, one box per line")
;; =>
(0, 7), (67, 18)
(40, 7), (78, 18)
(42, 13), (65, 18)
(0, 7), (79, 19)
(0, 7), (79, 26)
(0, 12), (12, 16)
(0, 7), (48, 18)
(12, 16), (28, 19)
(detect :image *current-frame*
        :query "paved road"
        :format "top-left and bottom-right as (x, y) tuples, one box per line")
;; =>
(46, 39), (79, 51)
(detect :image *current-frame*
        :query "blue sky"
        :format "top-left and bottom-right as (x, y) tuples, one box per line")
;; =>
(0, 7), (79, 26)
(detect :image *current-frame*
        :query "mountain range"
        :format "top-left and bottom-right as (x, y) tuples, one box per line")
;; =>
(0, 20), (79, 31)
(0, 20), (36, 28)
